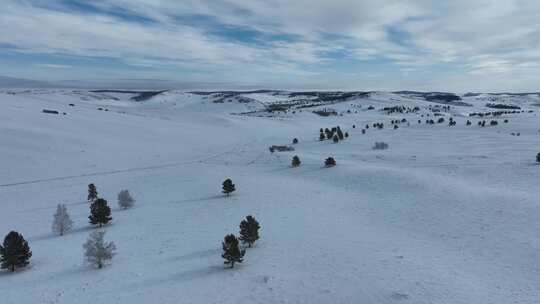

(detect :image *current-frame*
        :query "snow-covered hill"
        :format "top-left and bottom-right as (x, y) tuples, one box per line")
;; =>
(1, 89), (539, 304)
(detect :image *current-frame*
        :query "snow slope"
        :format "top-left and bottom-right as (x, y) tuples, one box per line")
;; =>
(0, 89), (539, 304)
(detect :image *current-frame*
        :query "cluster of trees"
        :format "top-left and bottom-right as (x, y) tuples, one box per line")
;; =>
(0, 184), (136, 273)
(469, 110), (524, 117)
(382, 105), (419, 114)
(222, 215), (261, 268)
(373, 142), (389, 150)
(319, 126), (349, 143)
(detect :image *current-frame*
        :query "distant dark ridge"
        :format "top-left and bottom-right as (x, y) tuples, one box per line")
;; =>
(465, 92), (540, 96)
(189, 90), (281, 95)
(89, 90), (168, 101)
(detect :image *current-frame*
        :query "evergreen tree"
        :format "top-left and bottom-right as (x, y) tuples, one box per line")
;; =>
(239, 215), (260, 248)
(83, 230), (116, 269)
(117, 189), (135, 209)
(87, 183), (98, 202)
(325, 157), (336, 167)
(537, 152), (540, 163)
(89, 198), (112, 227)
(52, 204), (73, 236)
(337, 128), (344, 140)
(221, 234), (245, 268)
(345, 132), (349, 138)
(319, 132), (325, 141)
(222, 179), (236, 196)
(0, 231), (32, 272)
(291, 155), (301, 167)
(333, 134), (339, 143)
(292, 138), (299, 144)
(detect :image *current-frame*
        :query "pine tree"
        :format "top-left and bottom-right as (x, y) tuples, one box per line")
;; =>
(333, 134), (339, 143)
(291, 155), (301, 167)
(292, 138), (299, 144)
(536, 152), (540, 163)
(89, 198), (112, 227)
(325, 157), (336, 167)
(239, 215), (260, 248)
(83, 230), (116, 269)
(222, 179), (236, 196)
(52, 204), (73, 236)
(87, 183), (98, 202)
(0, 231), (32, 272)
(337, 128), (344, 140)
(117, 190), (135, 209)
(221, 234), (245, 268)
(319, 132), (325, 141)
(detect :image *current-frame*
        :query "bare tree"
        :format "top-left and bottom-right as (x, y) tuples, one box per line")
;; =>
(52, 204), (73, 236)
(83, 231), (116, 269)
(117, 190), (135, 209)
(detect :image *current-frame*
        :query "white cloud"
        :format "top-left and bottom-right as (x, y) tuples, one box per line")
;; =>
(1, 0), (540, 90)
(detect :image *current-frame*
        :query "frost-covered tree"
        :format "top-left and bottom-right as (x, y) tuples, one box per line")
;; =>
(0, 231), (32, 272)
(117, 190), (135, 209)
(83, 230), (116, 269)
(89, 198), (112, 227)
(221, 234), (245, 268)
(239, 215), (260, 248)
(87, 183), (98, 202)
(291, 155), (301, 167)
(52, 204), (73, 236)
(222, 179), (236, 196)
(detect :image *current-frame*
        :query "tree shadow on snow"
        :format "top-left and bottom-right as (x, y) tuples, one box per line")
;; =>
(171, 194), (226, 204)
(129, 265), (224, 290)
(167, 248), (221, 262)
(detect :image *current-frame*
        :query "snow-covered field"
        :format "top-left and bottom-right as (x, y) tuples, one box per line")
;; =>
(1, 89), (539, 304)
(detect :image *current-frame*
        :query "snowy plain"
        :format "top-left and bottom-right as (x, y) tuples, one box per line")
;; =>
(0, 89), (539, 304)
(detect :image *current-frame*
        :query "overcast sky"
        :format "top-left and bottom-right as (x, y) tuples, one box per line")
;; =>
(2, 0), (540, 91)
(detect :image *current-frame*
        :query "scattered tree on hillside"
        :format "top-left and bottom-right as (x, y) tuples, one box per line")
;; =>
(291, 155), (301, 167)
(83, 230), (116, 269)
(52, 204), (73, 236)
(239, 215), (260, 248)
(87, 183), (98, 202)
(0, 231), (32, 272)
(337, 128), (344, 140)
(117, 190), (135, 209)
(325, 157), (336, 167)
(221, 234), (245, 268)
(222, 178), (236, 196)
(89, 198), (112, 227)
